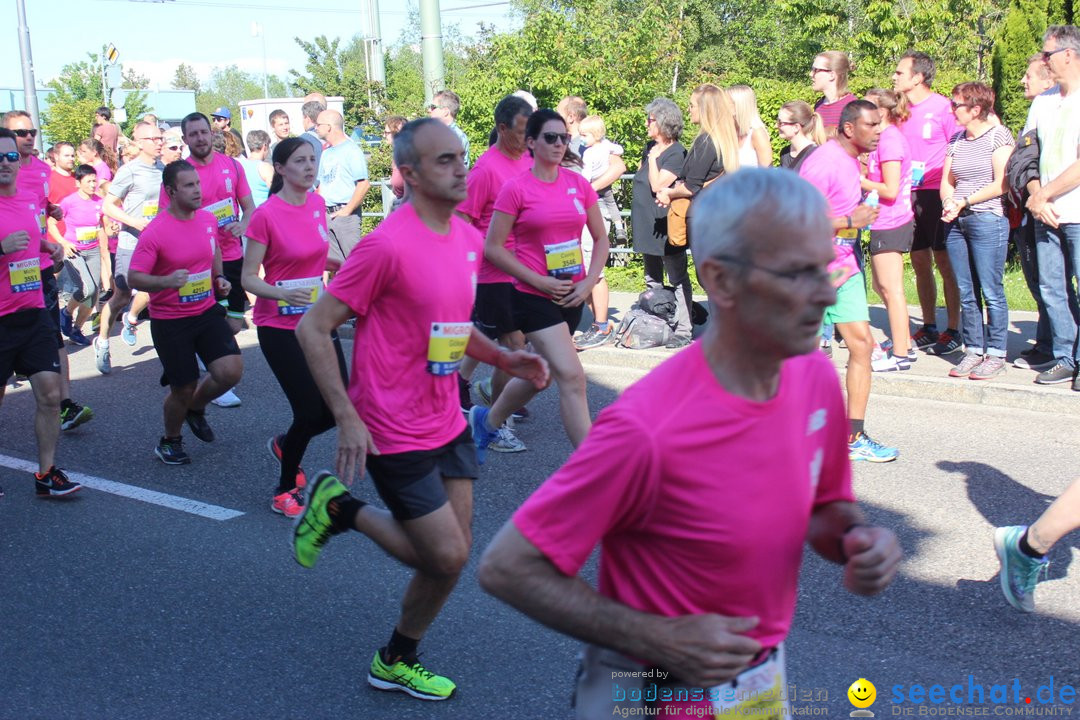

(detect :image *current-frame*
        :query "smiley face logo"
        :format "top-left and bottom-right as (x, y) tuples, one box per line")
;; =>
(848, 678), (876, 708)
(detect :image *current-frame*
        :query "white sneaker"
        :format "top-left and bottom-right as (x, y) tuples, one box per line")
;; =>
(871, 354), (901, 373)
(211, 388), (242, 408)
(489, 424), (526, 453)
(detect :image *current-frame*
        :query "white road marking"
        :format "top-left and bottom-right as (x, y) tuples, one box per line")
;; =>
(0, 454), (245, 521)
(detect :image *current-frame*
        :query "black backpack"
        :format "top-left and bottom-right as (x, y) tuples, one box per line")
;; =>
(613, 308), (673, 349)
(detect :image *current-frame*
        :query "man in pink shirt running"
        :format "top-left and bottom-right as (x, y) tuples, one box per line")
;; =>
(292, 118), (548, 702)
(478, 168), (901, 719)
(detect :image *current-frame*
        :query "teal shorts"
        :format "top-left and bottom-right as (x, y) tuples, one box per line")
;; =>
(823, 272), (870, 325)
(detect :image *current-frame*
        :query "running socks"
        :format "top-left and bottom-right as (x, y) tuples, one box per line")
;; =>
(849, 419), (866, 441)
(383, 628), (420, 664)
(328, 494), (367, 533)
(1019, 529), (1047, 559)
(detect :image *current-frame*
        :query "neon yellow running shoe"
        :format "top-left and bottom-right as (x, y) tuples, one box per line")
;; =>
(292, 471), (348, 568)
(367, 650), (457, 701)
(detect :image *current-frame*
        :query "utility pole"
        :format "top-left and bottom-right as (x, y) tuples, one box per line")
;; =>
(368, 0), (385, 86)
(16, 0), (42, 151)
(419, 0), (445, 104)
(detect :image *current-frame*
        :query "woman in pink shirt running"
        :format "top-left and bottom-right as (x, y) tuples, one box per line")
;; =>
(471, 109), (610, 453)
(242, 137), (347, 517)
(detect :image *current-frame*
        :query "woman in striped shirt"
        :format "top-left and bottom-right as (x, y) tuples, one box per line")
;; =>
(940, 82), (1015, 381)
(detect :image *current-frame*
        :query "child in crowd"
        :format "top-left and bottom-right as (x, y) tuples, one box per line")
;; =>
(579, 115), (628, 242)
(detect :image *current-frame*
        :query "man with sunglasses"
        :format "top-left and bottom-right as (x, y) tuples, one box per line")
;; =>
(1026, 25), (1080, 390)
(428, 90), (471, 168)
(2, 112), (93, 431)
(800, 100), (899, 463)
(98, 121), (165, 374)
(0, 127), (83, 497)
(478, 168), (900, 719)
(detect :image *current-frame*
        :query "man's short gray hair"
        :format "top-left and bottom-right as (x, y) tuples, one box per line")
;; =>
(1045, 25), (1080, 53)
(689, 168), (831, 263)
(393, 117), (445, 170)
(302, 100), (326, 123)
(645, 98), (683, 142)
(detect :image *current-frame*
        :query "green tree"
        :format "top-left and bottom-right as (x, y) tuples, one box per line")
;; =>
(290, 35), (377, 129)
(172, 63), (201, 93)
(123, 68), (150, 90)
(196, 65), (289, 122)
(992, 0), (1050, 132)
(40, 51), (150, 144)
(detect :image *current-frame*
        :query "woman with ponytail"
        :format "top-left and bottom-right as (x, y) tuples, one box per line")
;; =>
(241, 137), (348, 518)
(777, 100), (826, 172)
(811, 51), (857, 133)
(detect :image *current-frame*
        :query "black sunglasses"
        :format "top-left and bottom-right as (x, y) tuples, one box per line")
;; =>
(1042, 47), (1068, 62)
(1, 151), (21, 162)
(12, 128), (37, 138)
(541, 132), (571, 145)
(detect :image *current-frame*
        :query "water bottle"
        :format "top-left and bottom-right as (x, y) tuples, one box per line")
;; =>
(864, 190), (879, 230)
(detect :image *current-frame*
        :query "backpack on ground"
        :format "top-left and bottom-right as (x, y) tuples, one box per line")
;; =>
(613, 307), (673, 349)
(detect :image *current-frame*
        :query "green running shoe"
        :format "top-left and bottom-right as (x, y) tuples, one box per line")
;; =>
(292, 471), (348, 569)
(367, 650), (456, 701)
(994, 525), (1049, 612)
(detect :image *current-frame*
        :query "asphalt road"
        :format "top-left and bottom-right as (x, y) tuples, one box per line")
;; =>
(2, 329), (1078, 719)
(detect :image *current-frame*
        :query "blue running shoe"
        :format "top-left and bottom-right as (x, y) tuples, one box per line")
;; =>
(59, 307), (74, 337)
(994, 525), (1048, 613)
(849, 432), (898, 462)
(121, 314), (139, 346)
(468, 406), (497, 465)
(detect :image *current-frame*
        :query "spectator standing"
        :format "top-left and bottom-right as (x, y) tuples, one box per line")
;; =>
(240, 130), (274, 208)
(94, 106), (122, 155)
(728, 85), (772, 167)
(429, 90), (471, 167)
(812, 52), (857, 132)
(299, 99), (326, 184)
(268, 108), (291, 153)
(211, 107), (246, 157)
(315, 109), (370, 270)
(776, 100), (826, 172)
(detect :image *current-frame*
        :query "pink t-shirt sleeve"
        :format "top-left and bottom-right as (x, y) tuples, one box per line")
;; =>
(326, 232), (397, 319)
(513, 407), (659, 577)
(245, 204), (271, 247)
(810, 355), (855, 508)
(491, 175), (524, 217)
(128, 224), (159, 275)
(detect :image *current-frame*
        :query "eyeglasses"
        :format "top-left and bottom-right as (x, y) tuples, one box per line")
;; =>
(12, 128), (37, 139)
(646, 116), (656, 124)
(713, 254), (844, 287)
(0, 151), (20, 163)
(541, 132), (571, 145)
(777, 119), (799, 126)
(138, 136), (165, 142)
(165, 144), (182, 151)
(1042, 47), (1069, 62)
(810, 67), (832, 75)
(950, 101), (969, 111)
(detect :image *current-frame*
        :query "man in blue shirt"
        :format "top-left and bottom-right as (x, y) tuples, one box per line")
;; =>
(316, 109), (370, 270)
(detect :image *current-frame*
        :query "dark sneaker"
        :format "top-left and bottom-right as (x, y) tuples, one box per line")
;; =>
(1014, 350), (1056, 371)
(511, 405), (530, 420)
(34, 466), (82, 497)
(155, 436), (191, 465)
(60, 402), (93, 431)
(185, 409), (215, 442)
(911, 325), (939, 349)
(925, 330), (962, 356)
(368, 650), (456, 701)
(458, 374), (473, 412)
(59, 307), (74, 337)
(574, 322), (614, 351)
(948, 352), (983, 378)
(1035, 358), (1075, 385)
(67, 326), (92, 346)
(293, 471), (349, 568)
(969, 355), (1006, 380)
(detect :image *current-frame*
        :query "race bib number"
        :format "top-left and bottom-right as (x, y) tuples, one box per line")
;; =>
(205, 197), (237, 228)
(911, 161), (926, 188)
(276, 276), (321, 316)
(544, 239), (584, 278)
(711, 649), (786, 719)
(36, 209), (47, 237)
(76, 226), (98, 247)
(143, 202), (159, 219)
(9, 257), (42, 293)
(427, 322), (471, 376)
(178, 269), (212, 304)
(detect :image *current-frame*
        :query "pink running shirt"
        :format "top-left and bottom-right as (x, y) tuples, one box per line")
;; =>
(866, 124), (914, 231)
(457, 145), (532, 284)
(0, 192), (46, 316)
(326, 203), (482, 454)
(158, 152), (251, 262)
(514, 345), (853, 649)
(492, 167), (598, 298)
(245, 193), (330, 330)
(899, 93), (957, 191)
(129, 210), (219, 320)
(17, 155), (52, 263)
(799, 139), (862, 285)
(59, 193), (104, 251)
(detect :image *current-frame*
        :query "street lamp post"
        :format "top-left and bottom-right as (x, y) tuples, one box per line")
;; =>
(251, 22), (269, 99)
(16, 0), (43, 151)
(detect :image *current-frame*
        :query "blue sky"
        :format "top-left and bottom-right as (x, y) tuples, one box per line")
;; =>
(3, 0), (516, 92)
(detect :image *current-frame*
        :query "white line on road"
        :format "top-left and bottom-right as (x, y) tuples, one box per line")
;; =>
(0, 454), (245, 521)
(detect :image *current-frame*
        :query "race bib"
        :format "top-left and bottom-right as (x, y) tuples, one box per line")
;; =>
(143, 202), (159, 219)
(9, 257), (42, 293)
(36, 209), (47, 237)
(76, 226), (98, 247)
(834, 227), (859, 246)
(911, 161), (926, 188)
(178, 269), (212, 304)
(205, 197), (237, 228)
(427, 322), (471, 376)
(544, 239), (584, 278)
(711, 648), (787, 719)
(276, 276), (322, 315)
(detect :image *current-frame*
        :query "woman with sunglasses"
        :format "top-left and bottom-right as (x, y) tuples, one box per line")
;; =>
(241, 137), (346, 517)
(811, 51), (857, 133)
(939, 82), (1015, 381)
(470, 108), (609, 456)
(777, 100), (826, 172)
